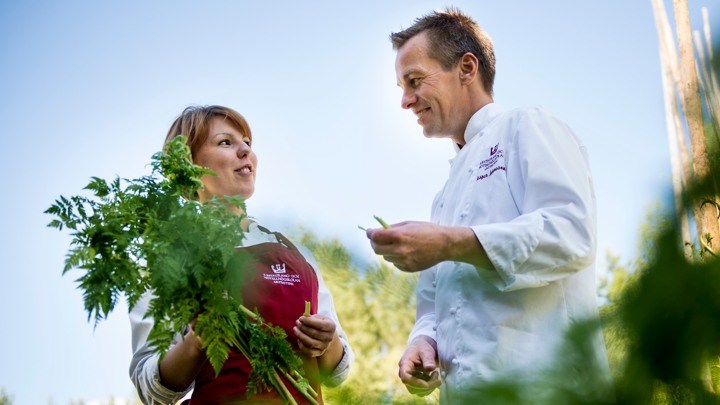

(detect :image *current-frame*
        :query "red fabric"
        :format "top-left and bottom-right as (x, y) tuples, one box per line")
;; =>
(189, 239), (322, 405)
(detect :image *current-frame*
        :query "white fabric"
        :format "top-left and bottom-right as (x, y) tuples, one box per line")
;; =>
(129, 222), (354, 404)
(408, 103), (610, 401)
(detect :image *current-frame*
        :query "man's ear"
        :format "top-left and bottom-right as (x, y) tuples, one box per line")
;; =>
(458, 52), (479, 85)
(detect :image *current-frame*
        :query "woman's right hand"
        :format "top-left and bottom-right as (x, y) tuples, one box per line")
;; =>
(186, 318), (205, 353)
(158, 318), (208, 391)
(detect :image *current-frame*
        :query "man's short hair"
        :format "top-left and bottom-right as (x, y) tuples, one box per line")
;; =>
(390, 7), (496, 95)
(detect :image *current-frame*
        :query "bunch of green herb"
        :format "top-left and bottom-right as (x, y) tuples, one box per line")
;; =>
(46, 136), (316, 405)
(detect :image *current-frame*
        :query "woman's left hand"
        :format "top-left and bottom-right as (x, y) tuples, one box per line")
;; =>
(294, 314), (337, 357)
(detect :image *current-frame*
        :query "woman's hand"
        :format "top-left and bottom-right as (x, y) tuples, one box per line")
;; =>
(186, 318), (205, 352)
(294, 314), (345, 378)
(157, 318), (207, 391)
(294, 314), (337, 357)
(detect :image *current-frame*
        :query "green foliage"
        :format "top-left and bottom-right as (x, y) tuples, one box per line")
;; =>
(0, 387), (12, 405)
(46, 137), (312, 403)
(614, 218), (720, 404)
(600, 198), (720, 403)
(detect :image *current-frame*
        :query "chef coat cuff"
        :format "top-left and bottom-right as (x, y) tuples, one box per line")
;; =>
(471, 212), (547, 292)
(408, 313), (437, 345)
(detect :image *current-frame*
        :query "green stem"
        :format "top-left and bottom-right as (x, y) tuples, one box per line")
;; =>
(234, 304), (319, 404)
(281, 368), (319, 403)
(291, 370), (318, 398)
(238, 303), (261, 321)
(230, 328), (314, 405)
(272, 368), (299, 405)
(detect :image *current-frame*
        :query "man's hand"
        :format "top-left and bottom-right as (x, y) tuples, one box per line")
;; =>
(398, 335), (441, 396)
(294, 314), (337, 357)
(366, 221), (491, 272)
(366, 221), (450, 272)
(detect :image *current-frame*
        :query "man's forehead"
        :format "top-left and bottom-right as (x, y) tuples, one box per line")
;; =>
(395, 38), (427, 73)
(395, 38), (440, 84)
(397, 33), (430, 61)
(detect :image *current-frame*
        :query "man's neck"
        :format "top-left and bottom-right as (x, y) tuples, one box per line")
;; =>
(453, 96), (494, 147)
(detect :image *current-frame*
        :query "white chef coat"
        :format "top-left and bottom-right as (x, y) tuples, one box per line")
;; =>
(408, 103), (610, 401)
(129, 222), (354, 405)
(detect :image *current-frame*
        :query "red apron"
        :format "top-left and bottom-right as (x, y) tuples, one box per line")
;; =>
(189, 229), (323, 404)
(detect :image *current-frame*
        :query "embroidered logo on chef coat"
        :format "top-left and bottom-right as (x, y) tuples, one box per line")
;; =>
(477, 143), (506, 181)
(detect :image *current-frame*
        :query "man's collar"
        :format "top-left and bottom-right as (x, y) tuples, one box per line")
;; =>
(453, 103), (504, 153)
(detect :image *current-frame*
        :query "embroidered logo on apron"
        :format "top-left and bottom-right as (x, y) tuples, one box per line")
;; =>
(263, 272), (301, 286)
(271, 262), (286, 273)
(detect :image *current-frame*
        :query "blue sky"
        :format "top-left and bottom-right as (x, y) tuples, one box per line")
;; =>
(1, 1), (718, 403)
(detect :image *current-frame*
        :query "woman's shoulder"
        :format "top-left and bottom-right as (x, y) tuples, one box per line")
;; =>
(241, 221), (280, 246)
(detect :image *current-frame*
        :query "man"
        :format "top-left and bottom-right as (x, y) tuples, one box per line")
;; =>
(366, 7), (610, 402)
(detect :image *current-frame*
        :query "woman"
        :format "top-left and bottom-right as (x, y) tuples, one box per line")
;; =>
(129, 105), (353, 404)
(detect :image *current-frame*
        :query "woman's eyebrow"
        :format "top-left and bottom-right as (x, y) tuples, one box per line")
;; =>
(209, 131), (233, 139)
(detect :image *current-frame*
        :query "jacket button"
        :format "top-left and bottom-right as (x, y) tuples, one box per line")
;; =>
(433, 325), (437, 331)
(432, 280), (437, 287)
(449, 308), (456, 315)
(452, 358), (459, 366)
(441, 371), (447, 379)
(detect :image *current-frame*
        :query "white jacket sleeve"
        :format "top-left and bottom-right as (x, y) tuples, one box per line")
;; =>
(473, 107), (596, 292)
(296, 245), (355, 387)
(129, 292), (193, 405)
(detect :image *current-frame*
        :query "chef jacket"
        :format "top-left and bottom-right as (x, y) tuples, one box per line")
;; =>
(408, 103), (611, 401)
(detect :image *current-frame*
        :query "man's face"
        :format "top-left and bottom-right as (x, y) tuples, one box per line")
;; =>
(395, 32), (466, 142)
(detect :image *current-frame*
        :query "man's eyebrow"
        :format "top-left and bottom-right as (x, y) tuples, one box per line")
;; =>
(397, 70), (421, 87)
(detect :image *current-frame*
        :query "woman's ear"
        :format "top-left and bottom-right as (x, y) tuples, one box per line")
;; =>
(459, 52), (479, 85)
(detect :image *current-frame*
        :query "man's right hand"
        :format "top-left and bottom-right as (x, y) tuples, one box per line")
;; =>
(398, 335), (441, 396)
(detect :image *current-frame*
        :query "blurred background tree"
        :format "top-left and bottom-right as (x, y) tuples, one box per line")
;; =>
(0, 388), (13, 405)
(652, 0), (720, 256)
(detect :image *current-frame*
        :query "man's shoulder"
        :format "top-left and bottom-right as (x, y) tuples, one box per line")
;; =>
(489, 105), (570, 136)
(498, 105), (558, 122)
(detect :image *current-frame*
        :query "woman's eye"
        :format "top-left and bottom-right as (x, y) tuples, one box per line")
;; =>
(243, 139), (252, 147)
(218, 139), (231, 146)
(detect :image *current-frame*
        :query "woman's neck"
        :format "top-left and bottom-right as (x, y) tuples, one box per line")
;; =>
(198, 195), (249, 230)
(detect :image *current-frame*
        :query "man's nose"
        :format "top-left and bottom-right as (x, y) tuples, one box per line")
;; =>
(401, 89), (416, 110)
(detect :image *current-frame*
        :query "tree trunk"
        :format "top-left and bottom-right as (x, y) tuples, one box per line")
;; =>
(673, 0), (720, 253)
(652, 0), (697, 254)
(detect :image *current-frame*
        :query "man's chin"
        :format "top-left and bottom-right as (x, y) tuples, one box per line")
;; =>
(421, 127), (452, 139)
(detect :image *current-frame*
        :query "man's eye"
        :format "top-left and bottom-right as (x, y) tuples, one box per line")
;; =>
(409, 78), (421, 88)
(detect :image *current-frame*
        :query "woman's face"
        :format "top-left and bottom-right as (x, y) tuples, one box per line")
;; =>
(194, 117), (258, 202)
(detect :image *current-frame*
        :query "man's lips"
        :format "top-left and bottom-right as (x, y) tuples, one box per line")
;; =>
(414, 107), (430, 118)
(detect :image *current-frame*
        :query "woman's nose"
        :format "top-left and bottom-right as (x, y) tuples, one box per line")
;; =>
(236, 142), (250, 158)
